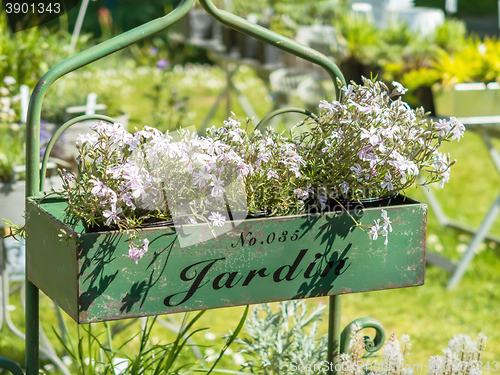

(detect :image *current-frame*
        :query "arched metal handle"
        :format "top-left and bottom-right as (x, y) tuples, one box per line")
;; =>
(39, 114), (117, 191)
(255, 107), (319, 131)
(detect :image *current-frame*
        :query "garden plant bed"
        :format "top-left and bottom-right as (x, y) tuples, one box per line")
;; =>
(26, 195), (426, 324)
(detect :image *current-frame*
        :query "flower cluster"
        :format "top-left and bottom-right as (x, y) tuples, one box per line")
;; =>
(61, 120), (254, 258)
(302, 77), (465, 203)
(60, 78), (464, 259)
(429, 334), (487, 375)
(368, 209), (392, 245)
(338, 328), (486, 375)
(207, 116), (308, 216)
(339, 327), (412, 375)
(0, 76), (20, 124)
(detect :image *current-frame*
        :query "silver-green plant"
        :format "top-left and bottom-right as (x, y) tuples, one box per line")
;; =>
(234, 300), (328, 375)
(428, 333), (487, 375)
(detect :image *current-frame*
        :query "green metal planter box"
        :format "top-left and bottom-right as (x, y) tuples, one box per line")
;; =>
(26, 195), (427, 324)
(432, 82), (500, 118)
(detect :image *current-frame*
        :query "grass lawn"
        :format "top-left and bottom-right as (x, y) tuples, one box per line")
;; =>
(1, 57), (499, 374)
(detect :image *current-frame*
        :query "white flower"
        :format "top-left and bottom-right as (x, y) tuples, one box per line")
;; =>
(0, 87), (9, 95)
(381, 209), (392, 232)
(434, 119), (451, 137)
(360, 126), (380, 146)
(439, 169), (450, 188)
(208, 212), (226, 227)
(3, 76), (15, 85)
(76, 133), (98, 147)
(400, 334), (410, 344)
(392, 81), (408, 94)
(369, 219), (381, 241)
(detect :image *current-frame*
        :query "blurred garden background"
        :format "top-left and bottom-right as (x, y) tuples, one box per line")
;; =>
(1, 0), (500, 373)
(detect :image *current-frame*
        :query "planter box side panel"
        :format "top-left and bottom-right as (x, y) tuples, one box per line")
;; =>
(74, 200), (426, 323)
(26, 200), (79, 321)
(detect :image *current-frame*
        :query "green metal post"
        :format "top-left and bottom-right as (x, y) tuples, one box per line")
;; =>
(327, 295), (342, 375)
(23, 1), (195, 374)
(25, 281), (39, 375)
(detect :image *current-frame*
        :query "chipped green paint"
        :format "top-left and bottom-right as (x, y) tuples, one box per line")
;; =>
(26, 196), (426, 323)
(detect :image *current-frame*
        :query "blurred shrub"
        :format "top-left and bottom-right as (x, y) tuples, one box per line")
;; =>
(0, 13), (92, 90)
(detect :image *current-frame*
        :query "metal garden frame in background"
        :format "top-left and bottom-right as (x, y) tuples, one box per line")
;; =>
(0, 1), (425, 374)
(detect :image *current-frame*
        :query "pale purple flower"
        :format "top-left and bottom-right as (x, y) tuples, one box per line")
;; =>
(360, 126), (380, 146)
(210, 176), (225, 198)
(229, 130), (243, 143)
(267, 169), (279, 180)
(381, 171), (394, 191)
(293, 188), (309, 200)
(341, 84), (354, 97)
(435, 119), (451, 137)
(208, 212), (226, 227)
(331, 130), (343, 139)
(107, 164), (125, 179)
(450, 117), (465, 142)
(340, 181), (349, 195)
(121, 193), (136, 210)
(319, 194), (328, 210)
(205, 140), (225, 156)
(123, 239), (149, 264)
(350, 163), (363, 175)
(237, 163), (251, 179)
(319, 100), (335, 115)
(369, 219), (381, 241)
(91, 121), (108, 133)
(157, 59), (170, 69)
(103, 205), (122, 226)
(192, 171), (210, 187)
(89, 178), (106, 196)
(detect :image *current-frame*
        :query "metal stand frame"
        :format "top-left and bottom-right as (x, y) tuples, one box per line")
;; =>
(424, 120), (500, 290)
(0, 1), (392, 373)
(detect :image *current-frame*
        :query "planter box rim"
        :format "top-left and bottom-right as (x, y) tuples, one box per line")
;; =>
(29, 194), (423, 237)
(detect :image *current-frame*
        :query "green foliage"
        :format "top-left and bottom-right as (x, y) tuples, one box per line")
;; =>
(414, 0), (498, 17)
(333, 13), (380, 65)
(399, 35), (500, 92)
(433, 18), (468, 54)
(0, 13), (92, 89)
(0, 124), (24, 183)
(51, 309), (248, 375)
